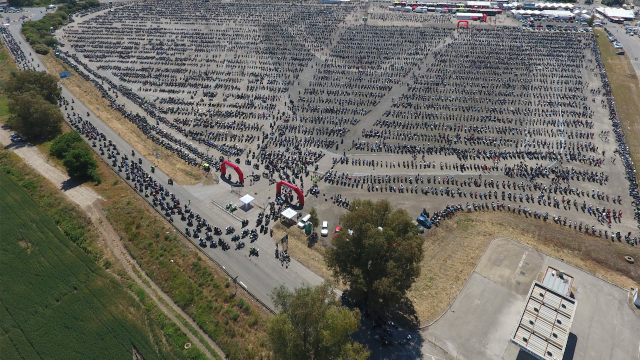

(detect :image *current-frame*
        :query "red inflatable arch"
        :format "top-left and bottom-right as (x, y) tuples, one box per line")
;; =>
(276, 180), (304, 206)
(457, 20), (469, 28)
(220, 160), (244, 184)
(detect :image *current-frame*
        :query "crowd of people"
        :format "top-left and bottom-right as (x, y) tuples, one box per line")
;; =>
(0, 27), (36, 71)
(2, 0), (637, 246)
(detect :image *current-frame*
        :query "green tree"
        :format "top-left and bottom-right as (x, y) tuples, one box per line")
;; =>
(308, 207), (320, 231)
(587, 15), (595, 27)
(63, 148), (98, 179)
(7, 92), (62, 141)
(325, 199), (424, 310)
(5, 70), (61, 105)
(266, 282), (369, 360)
(50, 131), (85, 159)
(7, 0), (34, 7)
(33, 44), (50, 55)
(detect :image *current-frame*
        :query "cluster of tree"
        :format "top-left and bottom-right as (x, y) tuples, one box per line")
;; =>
(21, 0), (100, 54)
(266, 282), (369, 360)
(325, 199), (425, 310)
(50, 132), (100, 183)
(266, 200), (425, 358)
(5, 71), (63, 141)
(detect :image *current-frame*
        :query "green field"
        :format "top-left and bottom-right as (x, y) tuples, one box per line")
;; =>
(0, 171), (162, 360)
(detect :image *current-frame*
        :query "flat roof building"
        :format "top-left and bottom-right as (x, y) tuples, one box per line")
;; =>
(541, 266), (574, 297)
(511, 282), (577, 360)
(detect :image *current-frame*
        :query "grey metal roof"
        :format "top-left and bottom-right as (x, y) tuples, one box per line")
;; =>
(541, 266), (574, 297)
(511, 282), (577, 360)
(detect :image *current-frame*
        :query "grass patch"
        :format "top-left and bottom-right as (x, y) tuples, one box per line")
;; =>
(0, 46), (19, 124)
(0, 146), (209, 359)
(91, 157), (269, 359)
(0, 170), (161, 359)
(39, 53), (206, 186)
(0, 148), (102, 261)
(595, 28), (640, 182)
(410, 210), (640, 323)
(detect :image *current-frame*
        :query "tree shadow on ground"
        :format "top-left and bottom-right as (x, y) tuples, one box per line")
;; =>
(343, 295), (424, 360)
(60, 177), (82, 191)
(307, 232), (319, 248)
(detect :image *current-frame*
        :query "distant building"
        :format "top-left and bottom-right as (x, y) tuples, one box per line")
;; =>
(596, 7), (635, 21)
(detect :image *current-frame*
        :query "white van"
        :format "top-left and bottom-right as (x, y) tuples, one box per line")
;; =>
(297, 214), (311, 229)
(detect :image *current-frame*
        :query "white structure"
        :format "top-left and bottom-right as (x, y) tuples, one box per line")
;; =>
(281, 208), (297, 220)
(511, 9), (574, 20)
(238, 194), (255, 210)
(596, 7), (635, 21)
(511, 282), (577, 360)
(456, 12), (485, 20)
(466, 1), (492, 6)
(633, 288), (640, 307)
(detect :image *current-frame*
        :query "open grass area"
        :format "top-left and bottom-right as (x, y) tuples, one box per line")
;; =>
(0, 46), (18, 123)
(272, 221), (338, 286)
(39, 53), (206, 186)
(0, 171), (162, 359)
(92, 158), (270, 359)
(595, 28), (640, 182)
(275, 198), (640, 325)
(0, 148), (103, 260)
(0, 148), (209, 360)
(409, 211), (640, 324)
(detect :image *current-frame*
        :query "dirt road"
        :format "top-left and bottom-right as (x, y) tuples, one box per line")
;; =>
(0, 126), (224, 360)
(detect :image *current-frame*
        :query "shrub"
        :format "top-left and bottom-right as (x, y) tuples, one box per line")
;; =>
(63, 148), (98, 179)
(50, 131), (84, 159)
(7, 92), (62, 140)
(33, 43), (49, 55)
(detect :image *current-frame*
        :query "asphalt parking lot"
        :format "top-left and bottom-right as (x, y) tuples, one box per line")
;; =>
(422, 237), (640, 360)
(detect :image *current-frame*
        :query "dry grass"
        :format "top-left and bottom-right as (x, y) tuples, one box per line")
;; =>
(271, 221), (341, 287)
(410, 211), (640, 323)
(272, 205), (640, 325)
(595, 28), (640, 182)
(92, 157), (270, 359)
(38, 53), (205, 185)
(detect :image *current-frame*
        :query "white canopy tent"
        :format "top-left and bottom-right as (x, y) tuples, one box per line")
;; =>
(281, 208), (297, 220)
(239, 194), (255, 210)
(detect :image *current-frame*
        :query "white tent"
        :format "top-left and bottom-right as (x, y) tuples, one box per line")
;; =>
(239, 194), (255, 210)
(281, 208), (297, 220)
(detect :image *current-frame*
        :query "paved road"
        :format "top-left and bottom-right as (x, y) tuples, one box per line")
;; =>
(3, 10), (325, 311)
(604, 23), (640, 76)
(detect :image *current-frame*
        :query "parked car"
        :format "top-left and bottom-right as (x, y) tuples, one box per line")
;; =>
(417, 215), (432, 229)
(297, 214), (310, 229)
(321, 221), (328, 236)
(616, 50), (625, 55)
(10, 133), (25, 142)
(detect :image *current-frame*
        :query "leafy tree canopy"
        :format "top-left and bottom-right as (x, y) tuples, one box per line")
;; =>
(308, 207), (320, 230)
(5, 70), (61, 105)
(325, 199), (425, 310)
(266, 282), (369, 360)
(50, 131), (85, 159)
(7, 92), (62, 141)
(62, 148), (98, 180)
